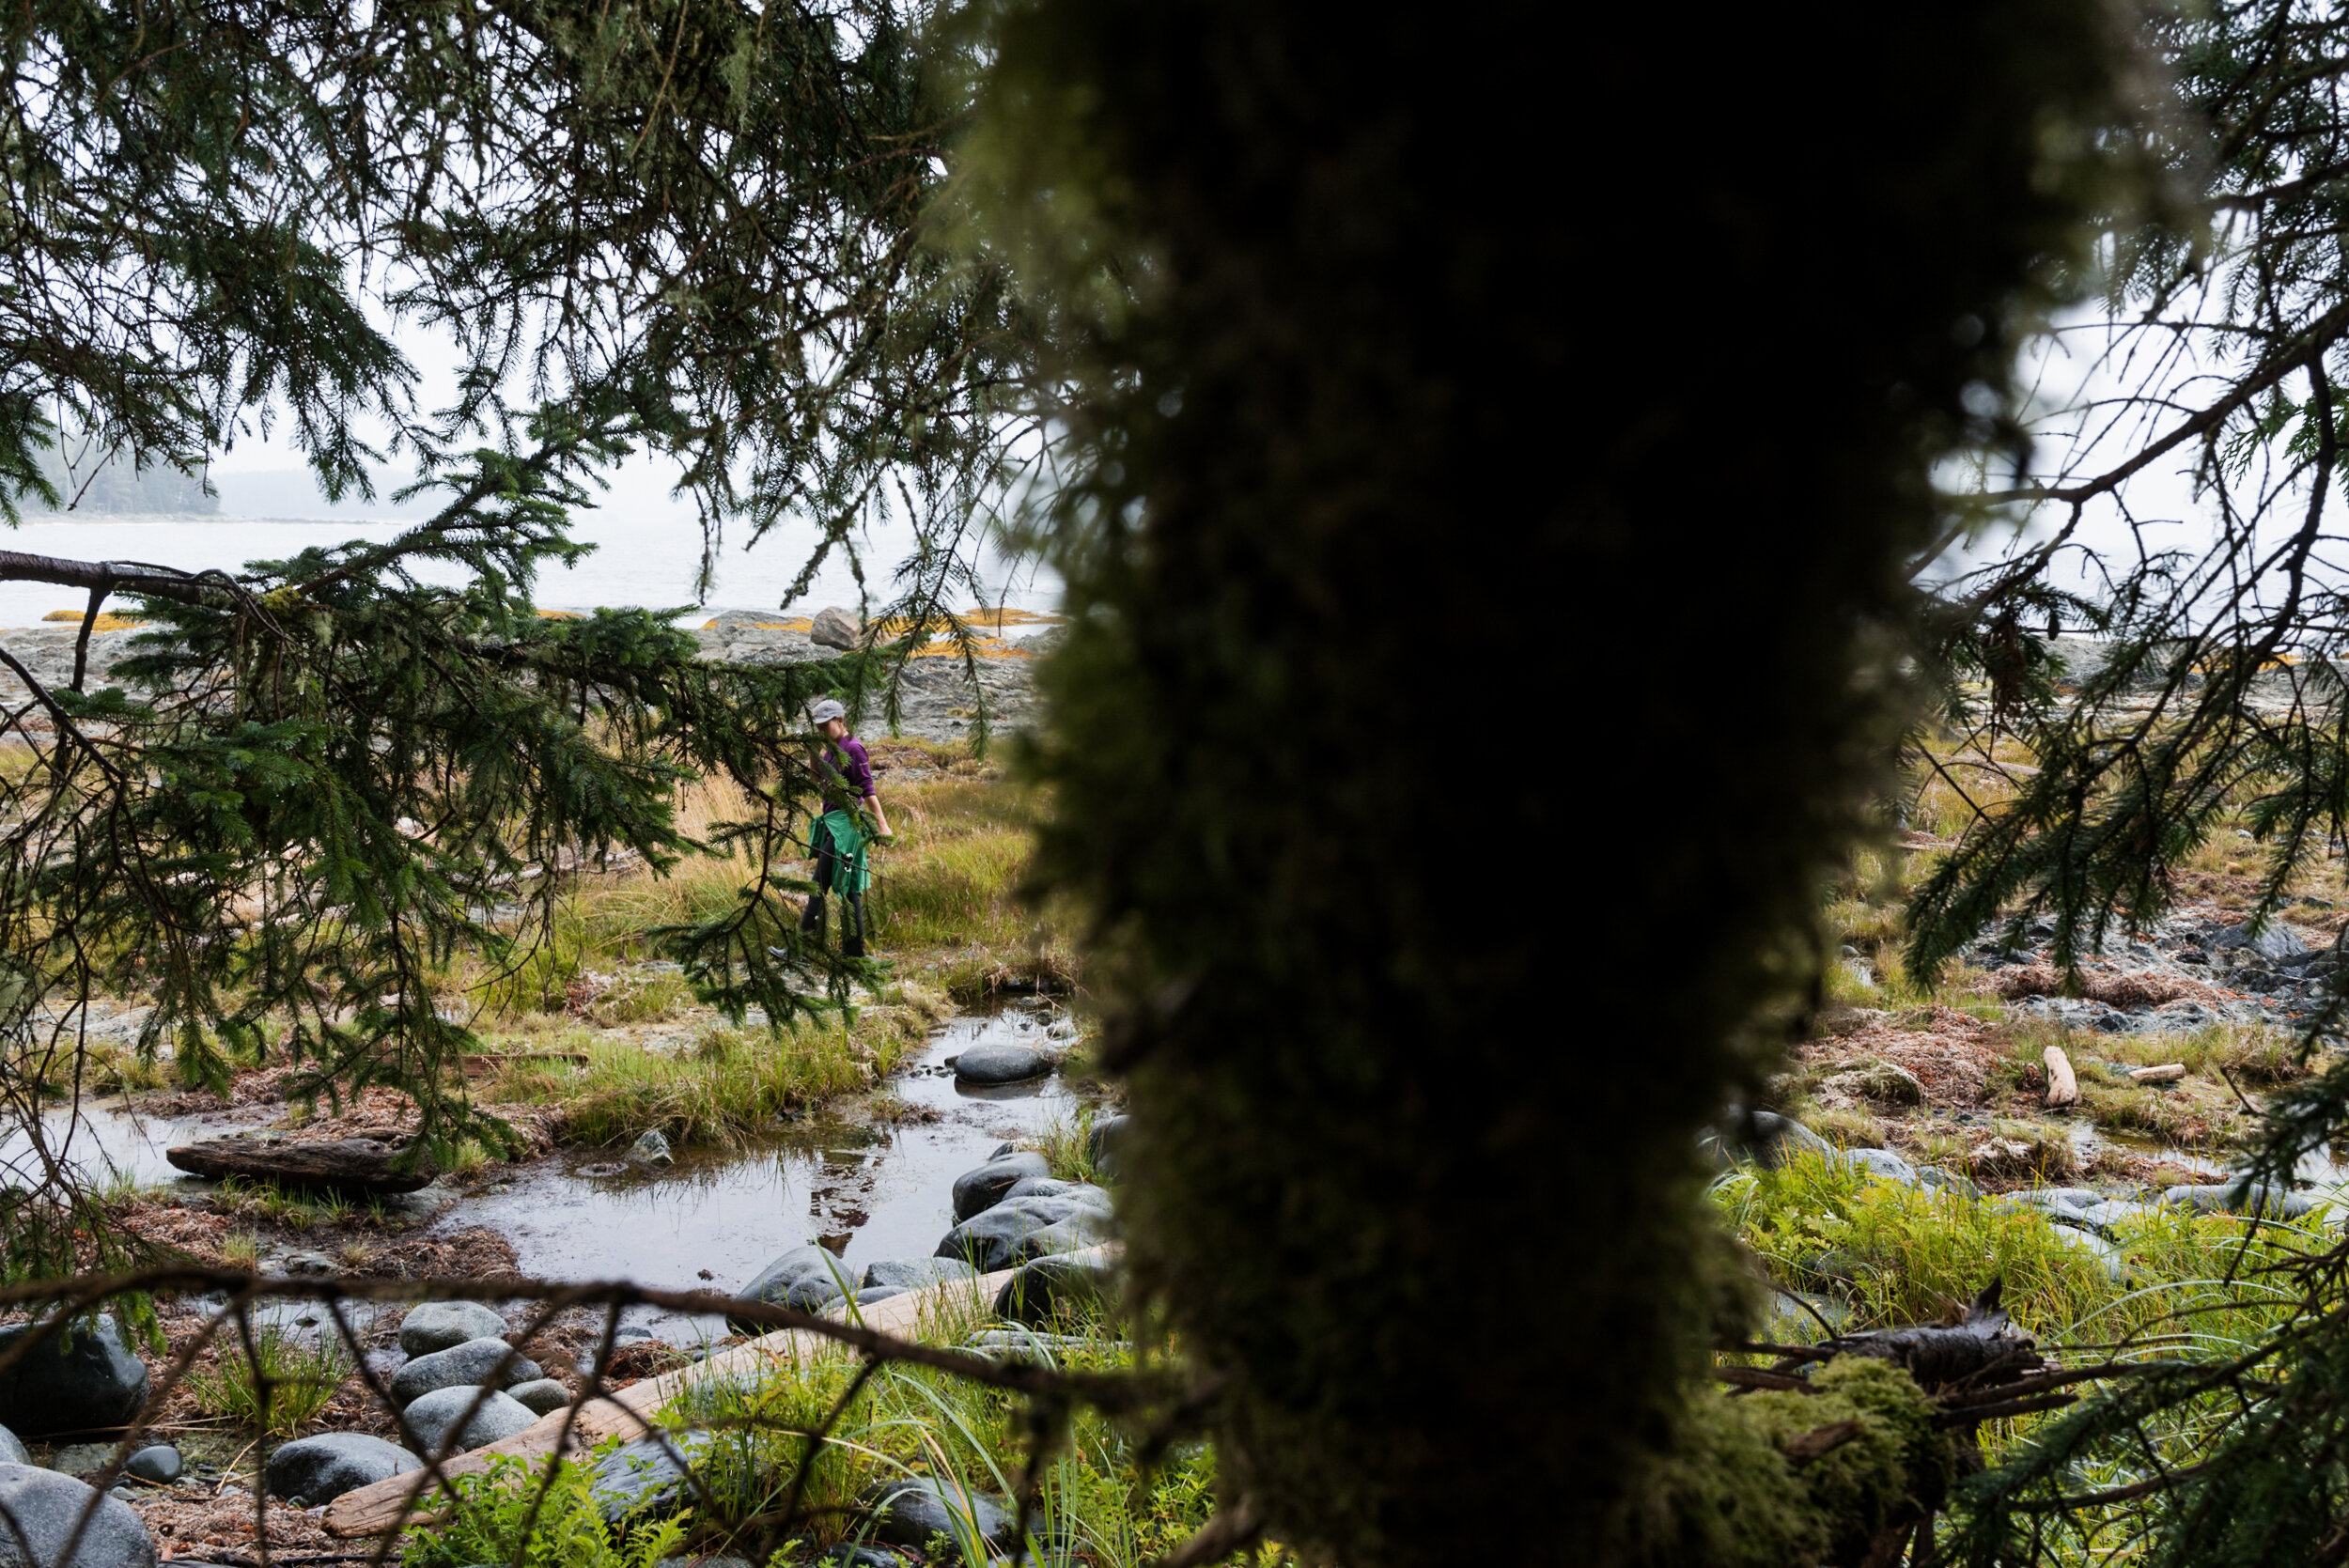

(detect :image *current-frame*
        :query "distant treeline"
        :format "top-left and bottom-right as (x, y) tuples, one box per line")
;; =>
(16, 444), (218, 515)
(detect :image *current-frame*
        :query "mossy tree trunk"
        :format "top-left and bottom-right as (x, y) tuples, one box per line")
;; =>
(985, 2), (2140, 1560)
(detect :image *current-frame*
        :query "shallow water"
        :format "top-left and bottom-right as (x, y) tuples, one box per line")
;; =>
(1, 1003), (1090, 1342)
(0, 1096), (209, 1191)
(429, 1002), (1085, 1340)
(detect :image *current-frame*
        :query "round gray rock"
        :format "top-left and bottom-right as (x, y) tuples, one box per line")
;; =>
(953, 1042), (1050, 1086)
(1003, 1176), (1114, 1215)
(125, 1446), (180, 1485)
(401, 1386), (537, 1457)
(264, 1433), (421, 1507)
(860, 1257), (982, 1295)
(1086, 1113), (1129, 1177)
(995, 1251), (1119, 1327)
(2157, 1181), (2317, 1219)
(390, 1337), (541, 1409)
(398, 1301), (509, 1357)
(506, 1379), (570, 1417)
(729, 1245), (857, 1330)
(0, 1425), (23, 1467)
(588, 1434), (710, 1524)
(809, 606), (862, 649)
(862, 1476), (1013, 1552)
(0, 1315), (150, 1436)
(950, 1152), (1050, 1220)
(938, 1198), (1110, 1272)
(0, 1462), (155, 1568)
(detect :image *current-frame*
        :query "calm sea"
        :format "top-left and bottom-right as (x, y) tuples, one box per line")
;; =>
(0, 512), (1060, 630)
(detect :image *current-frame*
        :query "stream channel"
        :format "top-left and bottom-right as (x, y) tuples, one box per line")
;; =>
(8, 998), (1094, 1343)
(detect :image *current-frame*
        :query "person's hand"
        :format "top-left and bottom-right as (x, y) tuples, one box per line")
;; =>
(875, 830), (898, 846)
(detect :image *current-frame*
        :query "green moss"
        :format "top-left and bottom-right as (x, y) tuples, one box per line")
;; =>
(1621, 1359), (1946, 1567)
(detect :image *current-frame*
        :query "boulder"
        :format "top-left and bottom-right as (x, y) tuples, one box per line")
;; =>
(0, 1315), (150, 1436)
(809, 607), (862, 650)
(963, 1327), (1125, 1361)
(2212, 921), (2310, 962)
(1834, 1148), (1918, 1186)
(390, 1337), (541, 1409)
(2157, 1182), (2319, 1219)
(953, 1043), (1050, 1086)
(861, 1476), (1014, 1554)
(400, 1386), (537, 1457)
(994, 1252), (1119, 1328)
(1086, 1114), (1129, 1177)
(816, 1548), (901, 1568)
(1698, 1110), (1832, 1172)
(1822, 1059), (1925, 1106)
(730, 1246), (858, 1329)
(0, 1426), (23, 1467)
(0, 1463), (155, 1568)
(1766, 1290), (1851, 1338)
(2004, 1186), (2107, 1215)
(1913, 1165), (1981, 1198)
(862, 1257), (983, 1294)
(950, 1153), (1050, 1220)
(938, 1200), (1110, 1272)
(1002, 1177), (1115, 1215)
(398, 1301), (509, 1357)
(125, 1446), (180, 1485)
(263, 1433), (421, 1507)
(506, 1379), (571, 1417)
(588, 1434), (710, 1524)
(629, 1129), (674, 1169)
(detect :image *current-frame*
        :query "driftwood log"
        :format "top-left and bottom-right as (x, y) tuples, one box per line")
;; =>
(2043, 1046), (2079, 1109)
(165, 1136), (436, 1195)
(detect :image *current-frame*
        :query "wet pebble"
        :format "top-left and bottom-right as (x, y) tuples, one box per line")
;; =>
(126, 1445), (181, 1484)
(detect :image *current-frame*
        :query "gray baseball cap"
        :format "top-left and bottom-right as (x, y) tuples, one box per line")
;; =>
(809, 698), (848, 724)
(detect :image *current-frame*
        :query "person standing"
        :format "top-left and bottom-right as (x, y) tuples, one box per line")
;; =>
(800, 697), (893, 957)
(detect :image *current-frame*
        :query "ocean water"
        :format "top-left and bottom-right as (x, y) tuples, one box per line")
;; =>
(0, 511), (1060, 629)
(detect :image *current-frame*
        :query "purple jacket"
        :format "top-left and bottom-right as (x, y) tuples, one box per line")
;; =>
(818, 736), (877, 811)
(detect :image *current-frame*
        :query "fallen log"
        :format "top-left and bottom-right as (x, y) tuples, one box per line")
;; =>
(165, 1136), (436, 1195)
(2130, 1063), (2186, 1084)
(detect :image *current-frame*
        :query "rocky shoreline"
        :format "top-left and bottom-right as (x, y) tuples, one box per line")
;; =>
(0, 1000), (1116, 1564)
(0, 607), (1047, 744)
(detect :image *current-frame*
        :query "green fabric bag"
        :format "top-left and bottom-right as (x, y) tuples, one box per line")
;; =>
(813, 809), (871, 897)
